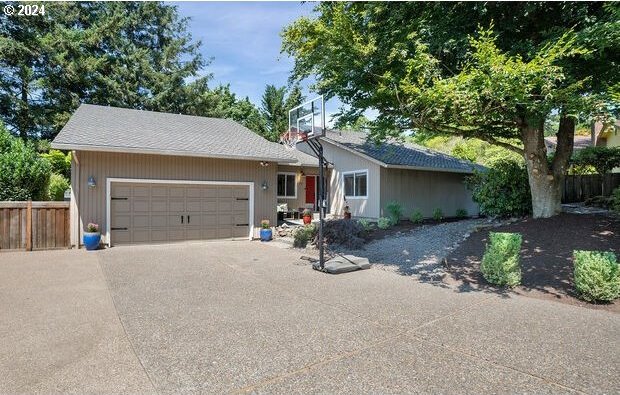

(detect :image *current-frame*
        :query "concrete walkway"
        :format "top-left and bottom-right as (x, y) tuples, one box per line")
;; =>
(1, 242), (618, 394)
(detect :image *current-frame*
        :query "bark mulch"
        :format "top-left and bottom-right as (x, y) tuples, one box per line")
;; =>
(444, 213), (620, 313)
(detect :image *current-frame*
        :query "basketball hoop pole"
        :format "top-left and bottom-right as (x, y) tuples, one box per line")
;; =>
(305, 138), (326, 270)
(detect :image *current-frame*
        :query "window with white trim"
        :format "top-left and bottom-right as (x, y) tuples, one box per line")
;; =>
(343, 170), (368, 198)
(277, 173), (296, 198)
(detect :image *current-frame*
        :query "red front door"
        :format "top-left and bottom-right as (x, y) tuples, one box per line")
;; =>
(305, 176), (316, 207)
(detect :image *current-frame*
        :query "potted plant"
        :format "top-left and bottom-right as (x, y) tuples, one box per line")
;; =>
(83, 222), (100, 251)
(302, 209), (313, 225)
(343, 205), (352, 220)
(259, 219), (272, 241)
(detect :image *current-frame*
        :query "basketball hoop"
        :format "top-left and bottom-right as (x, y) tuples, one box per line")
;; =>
(280, 129), (307, 150)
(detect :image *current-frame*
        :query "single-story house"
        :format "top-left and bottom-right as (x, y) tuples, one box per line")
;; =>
(296, 130), (482, 219)
(52, 105), (480, 248)
(52, 104), (317, 247)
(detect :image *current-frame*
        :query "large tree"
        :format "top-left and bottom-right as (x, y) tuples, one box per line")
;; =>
(259, 84), (303, 142)
(0, 2), (209, 140)
(282, 2), (619, 217)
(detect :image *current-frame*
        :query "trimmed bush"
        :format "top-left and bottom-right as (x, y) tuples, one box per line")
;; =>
(456, 208), (468, 218)
(612, 187), (620, 214)
(465, 159), (531, 217)
(293, 224), (316, 248)
(573, 250), (620, 302)
(385, 201), (403, 225)
(47, 173), (70, 201)
(357, 218), (373, 232)
(377, 217), (391, 229)
(410, 209), (423, 224)
(480, 232), (522, 287)
(432, 208), (443, 221)
(319, 219), (367, 249)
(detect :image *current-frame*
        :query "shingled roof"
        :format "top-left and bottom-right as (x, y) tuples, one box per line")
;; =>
(323, 130), (484, 173)
(52, 104), (295, 163)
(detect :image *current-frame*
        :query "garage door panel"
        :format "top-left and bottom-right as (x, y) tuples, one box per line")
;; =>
(133, 186), (150, 197)
(133, 200), (150, 212)
(111, 182), (251, 245)
(133, 215), (149, 228)
(151, 214), (167, 227)
(151, 200), (167, 212)
(112, 215), (130, 228)
(112, 200), (130, 213)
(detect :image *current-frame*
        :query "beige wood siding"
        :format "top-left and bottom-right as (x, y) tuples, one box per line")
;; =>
(276, 165), (320, 211)
(298, 141), (381, 218)
(380, 168), (479, 218)
(74, 151), (277, 245)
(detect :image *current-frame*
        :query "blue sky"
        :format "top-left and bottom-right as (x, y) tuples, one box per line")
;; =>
(175, 1), (343, 124)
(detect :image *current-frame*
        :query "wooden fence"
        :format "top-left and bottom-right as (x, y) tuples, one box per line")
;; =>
(562, 173), (620, 203)
(0, 201), (71, 251)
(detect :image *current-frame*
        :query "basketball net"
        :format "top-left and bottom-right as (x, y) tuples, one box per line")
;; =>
(280, 129), (307, 150)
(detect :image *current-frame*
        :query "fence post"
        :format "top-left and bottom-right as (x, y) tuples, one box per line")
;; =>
(26, 200), (32, 251)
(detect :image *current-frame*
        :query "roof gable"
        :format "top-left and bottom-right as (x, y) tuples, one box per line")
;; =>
(52, 104), (295, 163)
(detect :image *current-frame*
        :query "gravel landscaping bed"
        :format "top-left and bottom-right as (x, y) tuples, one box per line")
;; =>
(330, 218), (488, 281)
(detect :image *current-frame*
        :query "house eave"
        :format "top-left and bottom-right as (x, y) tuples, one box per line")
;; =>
(50, 142), (296, 163)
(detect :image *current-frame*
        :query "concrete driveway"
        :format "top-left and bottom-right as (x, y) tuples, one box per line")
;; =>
(1, 241), (618, 394)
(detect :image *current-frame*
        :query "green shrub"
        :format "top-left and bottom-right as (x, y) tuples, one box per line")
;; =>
(357, 218), (373, 232)
(410, 209), (423, 224)
(40, 149), (71, 179)
(293, 224), (316, 248)
(385, 201), (403, 225)
(47, 173), (70, 201)
(573, 250), (620, 302)
(321, 219), (367, 249)
(612, 187), (620, 214)
(466, 159), (531, 217)
(432, 208), (443, 221)
(377, 217), (391, 229)
(456, 208), (468, 218)
(0, 126), (51, 201)
(480, 232), (522, 287)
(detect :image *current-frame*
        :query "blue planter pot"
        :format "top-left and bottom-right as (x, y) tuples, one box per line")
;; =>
(259, 228), (272, 242)
(83, 232), (101, 250)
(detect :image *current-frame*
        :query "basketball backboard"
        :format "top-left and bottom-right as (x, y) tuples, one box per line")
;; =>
(288, 95), (325, 141)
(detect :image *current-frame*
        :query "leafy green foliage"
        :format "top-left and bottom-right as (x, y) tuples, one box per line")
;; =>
(385, 201), (403, 225)
(410, 209), (423, 224)
(612, 187), (620, 214)
(0, 125), (51, 200)
(572, 147), (620, 176)
(466, 160), (532, 217)
(357, 218), (373, 232)
(573, 250), (620, 302)
(456, 209), (468, 218)
(481, 232), (523, 287)
(259, 85), (304, 142)
(377, 217), (392, 230)
(40, 149), (71, 179)
(432, 208), (443, 221)
(47, 174), (69, 201)
(293, 224), (316, 248)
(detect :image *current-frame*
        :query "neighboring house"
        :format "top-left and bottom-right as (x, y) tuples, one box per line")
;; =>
(296, 130), (482, 219)
(593, 120), (620, 173)
(52, 104), (298, 247)
(544, 135), (592, 153)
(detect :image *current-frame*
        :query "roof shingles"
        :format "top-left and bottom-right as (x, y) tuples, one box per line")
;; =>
(52, 104), (295, 162)
(324, 130), (484, 173)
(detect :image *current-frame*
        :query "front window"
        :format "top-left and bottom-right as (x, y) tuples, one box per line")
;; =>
(343, 170), (368, 198)
(277, 173), (296, 198)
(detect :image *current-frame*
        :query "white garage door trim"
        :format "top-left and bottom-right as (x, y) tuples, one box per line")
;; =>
(105, 178), (254, 246)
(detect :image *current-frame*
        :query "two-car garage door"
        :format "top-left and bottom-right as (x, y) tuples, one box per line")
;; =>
(110, 182), (250, 245)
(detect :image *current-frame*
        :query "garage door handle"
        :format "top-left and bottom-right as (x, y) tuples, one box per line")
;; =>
(111, 227), (128, 231)
(236, 223), (249, 226)
(236, 198), (249, 201)
(187, 215), (190, 224)
(181, 215), (184, 224)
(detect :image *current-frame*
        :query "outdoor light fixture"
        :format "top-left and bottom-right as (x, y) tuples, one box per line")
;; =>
(261, 180), (268, 190)
(260, 161), (269, 167)
(88, 176), (96, 188)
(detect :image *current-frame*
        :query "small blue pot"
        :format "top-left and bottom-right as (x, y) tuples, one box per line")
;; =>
(259, 228), (272, 242)
(83, 232), (101, 250)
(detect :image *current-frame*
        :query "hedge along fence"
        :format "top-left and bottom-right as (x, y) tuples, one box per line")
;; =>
(0, 201), (70, 251)
(562, 173), (620, 203)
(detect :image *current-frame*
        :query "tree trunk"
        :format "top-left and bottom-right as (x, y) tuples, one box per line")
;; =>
(18, 67), (29, 140)
(520, 116), (574, 218)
